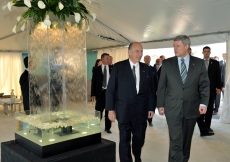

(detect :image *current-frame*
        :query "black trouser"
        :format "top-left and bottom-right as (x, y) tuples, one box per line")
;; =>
(214, 93), (221, 112)
(118, 117), (147, 162)
(197, 95), (214, 132)
(95, 89), (111, 130)
(166, 109), (197, 162)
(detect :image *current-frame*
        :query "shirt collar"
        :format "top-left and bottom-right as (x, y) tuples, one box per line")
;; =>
(203, 58), (210, 61)
(129, 59), (139, 68)
(177, 54), (190, 62)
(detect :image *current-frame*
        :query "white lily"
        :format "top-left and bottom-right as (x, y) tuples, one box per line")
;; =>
(7, 1), (13, 11)
(74, 13), (81, 23)
(86, 26), (90, 32)
(24, 0), (31, 8)
(44, 14), (51, 26)
(17, 15), (22, 21)
(21, 21), (27, 31)
(58, 2), (64, 10)
(91, 13), (96, 21)
(38, 1), (45, 9)
(12, 24), (17, 33)
(2, 5), (7, 11)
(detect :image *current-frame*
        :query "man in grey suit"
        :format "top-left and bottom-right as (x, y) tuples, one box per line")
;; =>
(157, 35), (210, 162)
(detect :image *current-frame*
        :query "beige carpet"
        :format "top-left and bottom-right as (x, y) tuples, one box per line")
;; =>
(0, 103), (230, 162)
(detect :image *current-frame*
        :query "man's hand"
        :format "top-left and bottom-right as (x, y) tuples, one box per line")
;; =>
(148, 111), (154, 119)
(199, 106), (207, 114)
(216, 88), (221, 94)
(222, 87), (225, 91)
(158, 107), (164, 115)
(108, 110), (116, 122)
(91, 96), (96, 102)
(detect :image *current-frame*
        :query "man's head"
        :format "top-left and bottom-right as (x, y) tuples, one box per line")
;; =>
(160, 55), (165, 60)
(173, 35), (190, 58)
(214, 56), (219, 61)
(202, 46), (211, 59)
(144, 55), (151, 65)
(109, 56), (113, 65)
(188, 47), (192, 55)
(101, 53), (110, 65)
(128, 42), (143, 64)
(24, 57), (28, 68)
(28, 57), (35, 71)
(156, 58), (162, 66)
(222, 53), (226, 60)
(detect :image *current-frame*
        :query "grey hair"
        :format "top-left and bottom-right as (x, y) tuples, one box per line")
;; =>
(174, 35), (191, 47)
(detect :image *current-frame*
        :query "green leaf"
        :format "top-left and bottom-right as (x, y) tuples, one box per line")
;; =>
(56, 6), (60, 12)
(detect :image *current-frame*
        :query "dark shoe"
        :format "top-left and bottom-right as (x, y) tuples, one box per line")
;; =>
(104, 129), (112, 134)
(135, 158), (142, 162)
(209, 128), (214, 133)
(200, 132), (214, 136)
(149, 123), (153, 127)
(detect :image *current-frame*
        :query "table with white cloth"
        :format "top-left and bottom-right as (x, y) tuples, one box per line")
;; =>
(0, 98), (22, 116)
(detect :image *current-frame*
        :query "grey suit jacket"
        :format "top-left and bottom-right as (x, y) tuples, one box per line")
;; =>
(157, 56), (210, 119)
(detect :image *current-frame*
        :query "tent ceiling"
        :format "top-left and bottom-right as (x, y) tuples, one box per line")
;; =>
(1, 0), (230, 51)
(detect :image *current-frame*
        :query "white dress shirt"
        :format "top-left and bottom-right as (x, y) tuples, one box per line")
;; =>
(129, 59), (140, 94)
(101, 64), (110, 89)
(177, 54), (190, 72)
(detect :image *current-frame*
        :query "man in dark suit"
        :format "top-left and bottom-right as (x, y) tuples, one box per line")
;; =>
(197, 47), (221, 135)
(219, 53), (226, 97)
(106, 42), (155, 162)
(19, 57), (29, 114)
(91, 53), (112, 134)
(155, 58), (162, 79)
(144, 55), (158, 126)
(157, 35), (210, 162)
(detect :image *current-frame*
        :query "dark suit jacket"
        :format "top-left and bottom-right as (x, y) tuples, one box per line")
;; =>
(91, 65), (112, 111)
(150, 66), (158, 94)
(106, 59), (156, 123)
(156, 66), (162, 80)
(207, 59), (221, 96)
(219, 60), (226, 87)
(19, 70), (29, 110)
(157, 56), (210, 119)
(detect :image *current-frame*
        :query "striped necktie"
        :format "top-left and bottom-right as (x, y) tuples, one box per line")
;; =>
(180, 59), (187, 84)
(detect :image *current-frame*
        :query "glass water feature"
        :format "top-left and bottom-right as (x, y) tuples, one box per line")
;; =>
(15, 16), (100, 152)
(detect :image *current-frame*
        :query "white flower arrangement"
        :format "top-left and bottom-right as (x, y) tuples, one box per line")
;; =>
(2, 0), (96, 33)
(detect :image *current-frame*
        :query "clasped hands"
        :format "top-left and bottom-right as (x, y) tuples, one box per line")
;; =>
(108, 110), (154, 122)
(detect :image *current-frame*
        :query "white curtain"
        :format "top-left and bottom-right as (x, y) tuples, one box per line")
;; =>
(220, 34), (230, 123)
(97, 47), (129, 63)
(0, 52), (23, 97)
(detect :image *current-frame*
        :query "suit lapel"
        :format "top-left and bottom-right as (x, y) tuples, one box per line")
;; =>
(172, 57), (183, 85)
(124, 60), (136, 86)
(139, 63), (145, 90)
(185, 56), (195, 84)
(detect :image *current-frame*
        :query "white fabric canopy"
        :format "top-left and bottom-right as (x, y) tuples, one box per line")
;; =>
(0, 52), (23, 97)
(1, 0), (230, 51)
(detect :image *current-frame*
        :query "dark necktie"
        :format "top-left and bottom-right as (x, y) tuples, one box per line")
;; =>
(103, 66), (107, 88)
(132, 65), (136, 82)
(180, 59), (187, 84)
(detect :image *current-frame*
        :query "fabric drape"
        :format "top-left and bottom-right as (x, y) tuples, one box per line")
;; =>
(0, 52), (23, 97)
(97, 47), (128, 64)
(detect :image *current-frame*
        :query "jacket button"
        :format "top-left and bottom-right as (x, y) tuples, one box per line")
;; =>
(181, 98), (183, 100)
